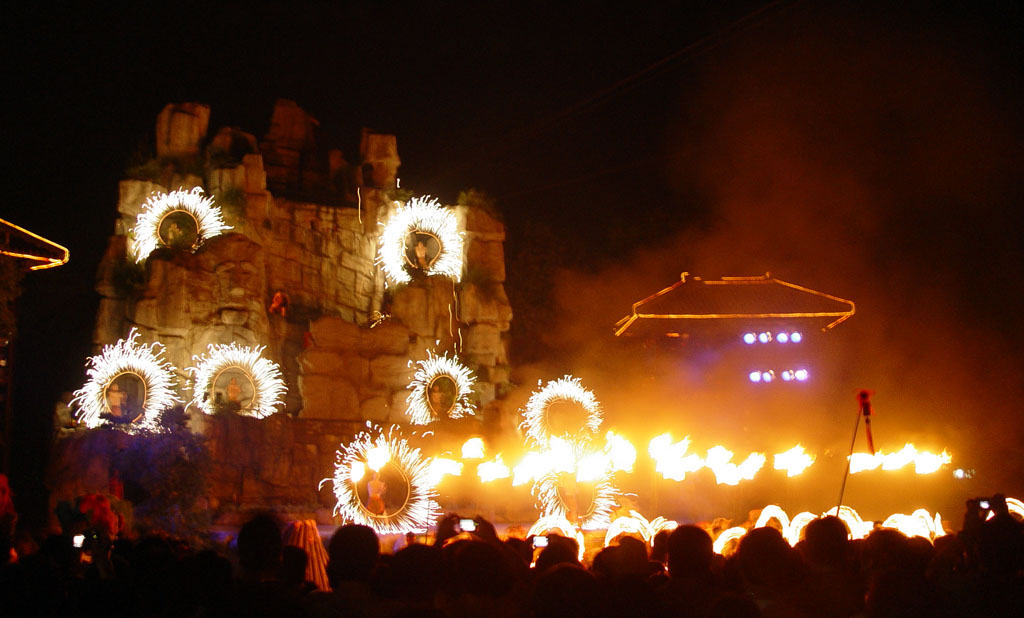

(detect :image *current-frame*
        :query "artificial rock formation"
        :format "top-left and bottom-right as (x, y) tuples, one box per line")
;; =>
(83, 99), (514, 518)
(155, 103), (210, 158)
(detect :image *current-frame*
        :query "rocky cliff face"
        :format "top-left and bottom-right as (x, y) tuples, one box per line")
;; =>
(79, 99), (513, 518)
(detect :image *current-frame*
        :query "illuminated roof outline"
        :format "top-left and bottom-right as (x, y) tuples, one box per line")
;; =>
(0, 218), (69, 270)
(613, 272), (855, 337)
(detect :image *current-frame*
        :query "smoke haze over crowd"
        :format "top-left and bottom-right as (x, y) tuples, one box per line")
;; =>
(515, 3), (1024, 514)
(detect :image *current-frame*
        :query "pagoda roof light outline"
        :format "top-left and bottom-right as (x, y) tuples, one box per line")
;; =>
(0, 217), (69, 270)
(613, 272), (855, 338)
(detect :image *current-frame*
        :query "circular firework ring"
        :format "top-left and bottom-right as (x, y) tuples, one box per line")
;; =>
(405, 352), (476, 425)
(322, 424), (440, 535)
(378, 196), (463, 285)
(131, 187), (231, 262)
(71, 328), (180, 431)
(521, 376), (603, 447)
(188, 343), (287, 419)
(534, 466), (618, 531)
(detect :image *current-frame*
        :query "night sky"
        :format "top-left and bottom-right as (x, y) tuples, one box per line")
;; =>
(6, 2), (1023, 519)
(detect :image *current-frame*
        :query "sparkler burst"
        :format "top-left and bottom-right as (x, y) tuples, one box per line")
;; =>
(378, 196), (464, 285)
(323, 424), (440, 536)
(405, 352), (476, 425)
(71, 328), (180, 431)
(533, 441), (618, 530)
(188, 343), (287, 419)
(521, 376), (602, 448)
(130, 187), (230, 262)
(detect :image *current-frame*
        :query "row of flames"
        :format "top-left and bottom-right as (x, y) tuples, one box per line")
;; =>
(533, 498), (1024, 558)
(707, 497), (1024, 553)
(422, 434), (952, 487)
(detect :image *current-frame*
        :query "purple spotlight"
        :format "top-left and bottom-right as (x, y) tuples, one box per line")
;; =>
(743, 333), (756, 344)
(761, 371), (774, 383)
(749, 371), (762, 383)
(795, 369), (809, 381)
(776, 332), (789, 344)
(758, 332), (771, 344)
(790, 332), (803, 343)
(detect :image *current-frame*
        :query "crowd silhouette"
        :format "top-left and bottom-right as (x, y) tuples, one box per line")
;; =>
(1, 488), (1021, 617)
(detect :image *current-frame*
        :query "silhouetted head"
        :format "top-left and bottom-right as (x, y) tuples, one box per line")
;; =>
(237, 513), (283, 579)
(803, 515), (850, 567)
(650, 529), (671, 564)
(281, 545), (309, 586)
(532, 564), (606, 618)
(327, 524), (379, 586)
(736, 526), (799, 589)
(534, 533), (580, 573)
(389, 543), (443, 603)
(667, 524), (713, 578)
(443, 539), (514, 598)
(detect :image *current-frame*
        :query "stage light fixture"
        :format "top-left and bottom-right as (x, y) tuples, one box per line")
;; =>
(776, 333), (789, 344)
(790, 332), (803, 343)
(794, 369), (809, 381)
(749, 371), (761, 383)
(743, 333), (756, 344)
(781, 370), (794, 381)
(761, 371), (774, 383)
(758, 332), (771, 344)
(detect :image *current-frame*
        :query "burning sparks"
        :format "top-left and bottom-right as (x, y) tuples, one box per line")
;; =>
(426, 457), (463, 486)
(521, 376), (602, 447)
(647, 435), (765, 484)
(712, 527), (749, 555)
(378, 196), (464, 285)
(705, 447), (766, 486)
(848, 443), (952, 474)
(477, 455), (511, 482)
(604, 511), (678, 546)
(188, 343), (286, 419)
(881, 510), (947, 540)
(323, 423), (439, 535)
(713, 503), (956, 553)
(649, 434), (703, 481)
(405, 352), (476, 425)
(532, 447), (619, 530)
(71, 328), (180, 431)
(604, 431), (637, 473)
(131, 187), (230, 262)
(462, 437), (486, 459)
(773, 445), (816, 477)
(647, 436), (949, 484)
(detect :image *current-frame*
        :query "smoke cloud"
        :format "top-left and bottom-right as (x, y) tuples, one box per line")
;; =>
(511, 5), (1024, 519)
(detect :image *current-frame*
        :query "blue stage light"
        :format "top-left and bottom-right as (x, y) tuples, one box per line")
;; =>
(743, 333), (756, 344)
(749, 371), (761, 383)
(790, 332), (803, 343)
(781, 370), (794, 381)
(761, 371), (774, 383)
(776, 332), (789, 343)
(758, 332), (770, 344)
(795, 369), (809, 381)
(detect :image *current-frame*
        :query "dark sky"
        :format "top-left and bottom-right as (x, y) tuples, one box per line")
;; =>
(5, 2), (1023, 516)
